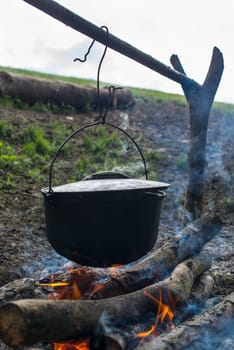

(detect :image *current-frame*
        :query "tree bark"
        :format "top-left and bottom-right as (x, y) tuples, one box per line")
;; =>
(138, 292), (234, 350)
(0, 252), (211, 347)
(0, 71), (134, 111)
(0, 278), (46, 304)
(39, 214), (222, 299)
(190, 272), (214, 304)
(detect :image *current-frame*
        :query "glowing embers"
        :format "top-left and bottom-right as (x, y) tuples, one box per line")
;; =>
(39, 265), (116, 300)
(39, 265), (180, 350)
(53, 338), (89, 350)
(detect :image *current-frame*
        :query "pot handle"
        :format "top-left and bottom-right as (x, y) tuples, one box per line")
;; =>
(82, 171), (130, 181)
(145, 191), (166, 198)
(48, 120), (148, 192)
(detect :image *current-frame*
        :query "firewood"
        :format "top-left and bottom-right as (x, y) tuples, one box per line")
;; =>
(0, 278), (47, 304)
(90, 332), (126, 350)
(40, 214), (222, 299)
(89, 271), (216, 350)
(0, 251), (211, 347)
(137, 292), (234, 350)
(190, 272), (214, 304)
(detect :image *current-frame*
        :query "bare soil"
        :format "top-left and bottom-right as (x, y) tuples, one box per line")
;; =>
(0, 99), (233, 297)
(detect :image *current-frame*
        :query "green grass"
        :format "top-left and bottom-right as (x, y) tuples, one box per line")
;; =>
(0, 116), (161, 192)
(0, 66), (97, 87)
(213, 101), (234, 115)
(128, 86), (187, 105)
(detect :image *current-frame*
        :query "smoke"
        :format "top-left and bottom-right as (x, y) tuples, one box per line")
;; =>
(207, 112), (234, 182)
(185, 319), (234, 350)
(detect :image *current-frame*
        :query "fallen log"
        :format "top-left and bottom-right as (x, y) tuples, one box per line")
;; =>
(40, 214), (222, 299)
(0, 71), (135, 111)
(0, 251), (211, 347)
(138, 292), (234, 350)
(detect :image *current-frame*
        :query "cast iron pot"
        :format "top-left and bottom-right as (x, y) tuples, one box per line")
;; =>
(41, 122), (170, 267)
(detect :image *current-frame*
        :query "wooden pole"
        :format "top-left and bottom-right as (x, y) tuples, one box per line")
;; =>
(22, 0), (191, 86)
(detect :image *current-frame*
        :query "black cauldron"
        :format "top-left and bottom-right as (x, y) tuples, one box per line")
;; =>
(41, 122), (169, 267)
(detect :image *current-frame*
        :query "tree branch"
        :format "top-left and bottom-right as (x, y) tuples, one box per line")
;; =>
(170, 54), (186, 76)
(202, 46), (225, 103)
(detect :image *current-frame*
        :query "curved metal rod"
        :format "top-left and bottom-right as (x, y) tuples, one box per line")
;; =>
(73, 38), (95, 63)
(48, 121), (148, 192)
(73, 25), (109, 118)
(48, 121), (101, 192)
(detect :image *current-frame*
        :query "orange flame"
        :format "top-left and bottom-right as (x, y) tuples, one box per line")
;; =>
(137, 325), (156, 338)
(41, 267), (178, 350)
(39, 282), (70, 288)
(88, 283), (105, 300)
(137, 288), (176, 340)
(53, 338), (89, 350)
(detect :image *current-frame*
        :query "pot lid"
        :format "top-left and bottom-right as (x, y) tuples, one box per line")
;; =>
(44, 173), (170, 193)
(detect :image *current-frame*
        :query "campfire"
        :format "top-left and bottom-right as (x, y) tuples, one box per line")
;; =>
(1, 214), (233, 350)
(39, 265), (178, 350)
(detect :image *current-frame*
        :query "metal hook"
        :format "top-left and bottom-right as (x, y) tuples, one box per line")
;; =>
(74, 25), (111, 123)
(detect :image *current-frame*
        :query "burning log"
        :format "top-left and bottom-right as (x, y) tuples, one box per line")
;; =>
(89, 271), (216, 350)
(137, 292), (234, 350)
(40, 214), (222, 299)
(90, 331), (126, 350)
(0, 251), (211, 347)
(0, 71), (135, 111)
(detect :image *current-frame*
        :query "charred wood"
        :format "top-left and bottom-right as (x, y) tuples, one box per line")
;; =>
(0, 251), (211, 347)
(90, 331), (126, 350)
(89, 271), (216, 350)
(138, 292), (234, 350)
(40, 214), (222, 299)
(0, 278), (47, 304)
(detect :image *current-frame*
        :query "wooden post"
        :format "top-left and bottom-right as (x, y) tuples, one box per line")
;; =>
(171, 48), (224, 221)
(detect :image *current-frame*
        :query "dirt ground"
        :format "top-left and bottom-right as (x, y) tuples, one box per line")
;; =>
(0, 99), (233, 294)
